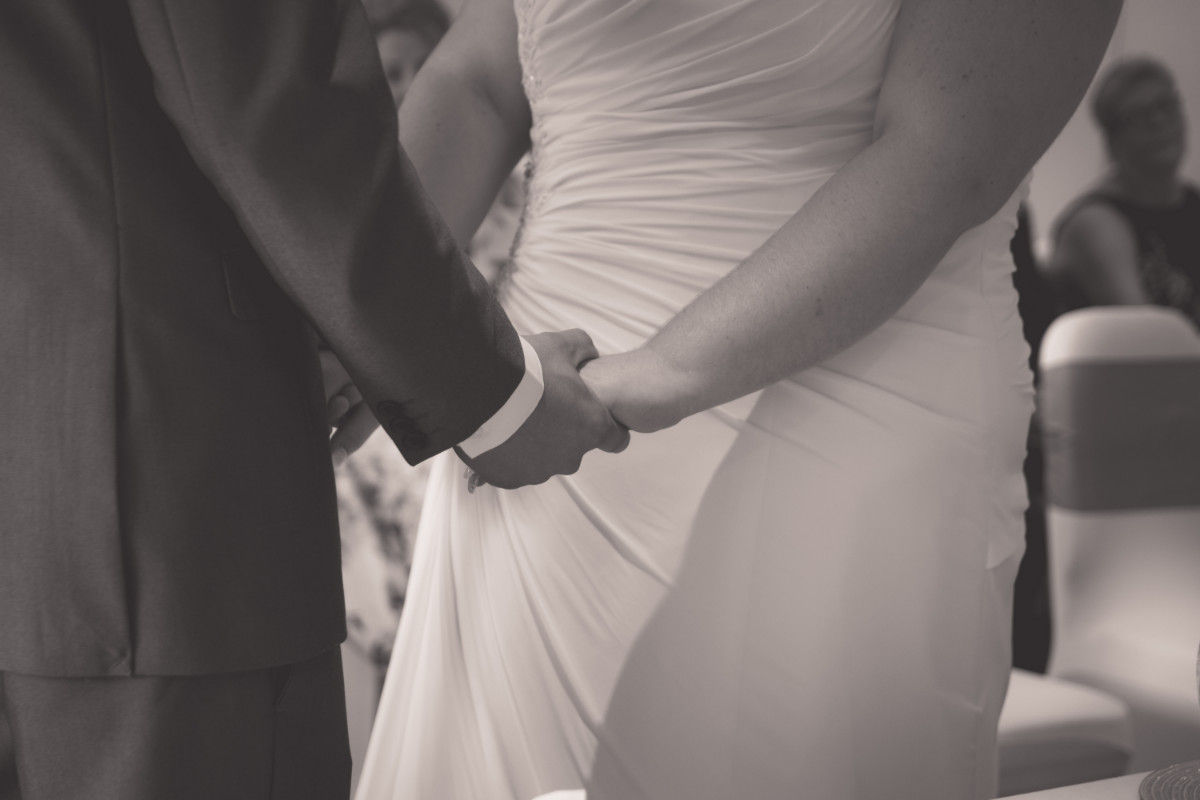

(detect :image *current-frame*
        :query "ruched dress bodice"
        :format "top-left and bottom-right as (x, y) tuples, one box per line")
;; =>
(506, 0), (899, 350)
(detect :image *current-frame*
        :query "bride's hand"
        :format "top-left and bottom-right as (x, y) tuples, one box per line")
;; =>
(320, 346), (379, 466)
(579, 348), (695, 433)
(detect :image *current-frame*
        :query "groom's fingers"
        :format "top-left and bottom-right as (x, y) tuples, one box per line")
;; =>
(552, 328), (599, 368)
(555, 328), (627, 456)
(467, 328), (629, 489)
(596, 418), (631, 454)
(523, 329), (599, 371)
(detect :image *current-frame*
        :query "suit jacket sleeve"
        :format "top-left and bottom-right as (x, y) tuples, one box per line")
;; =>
(122, 0), (524, 464)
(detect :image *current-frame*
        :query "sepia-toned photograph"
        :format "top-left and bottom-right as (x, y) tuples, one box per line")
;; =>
(1, 0), (1198, 798)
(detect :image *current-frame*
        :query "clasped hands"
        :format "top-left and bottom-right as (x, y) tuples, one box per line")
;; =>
(322, 329), (692, 489)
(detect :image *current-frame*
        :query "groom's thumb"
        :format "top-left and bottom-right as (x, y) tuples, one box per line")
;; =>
(597, 416), (631, 454)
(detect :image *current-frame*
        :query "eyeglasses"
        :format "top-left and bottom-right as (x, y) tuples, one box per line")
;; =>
(1113, 90), (1183, 130)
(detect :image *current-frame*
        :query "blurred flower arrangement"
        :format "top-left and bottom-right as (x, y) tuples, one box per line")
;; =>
(336, 428), (430, 673)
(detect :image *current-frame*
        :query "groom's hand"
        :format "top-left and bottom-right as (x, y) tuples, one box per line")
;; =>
(459, 330), (630, 489)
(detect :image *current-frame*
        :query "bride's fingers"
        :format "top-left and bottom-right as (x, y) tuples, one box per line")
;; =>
(330, 403), (380, 466)
(596, 418), (631, 454)
(328, 384), (363, 426)
(320, 348), (363, 429)
(327, 394), (350, 426)
(319, 349), (353, 403)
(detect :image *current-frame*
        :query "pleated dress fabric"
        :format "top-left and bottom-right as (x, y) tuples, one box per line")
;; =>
(354, 0), (1035, 797)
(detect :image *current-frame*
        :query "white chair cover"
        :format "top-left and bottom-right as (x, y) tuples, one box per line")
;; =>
(1040, 306), (1200, 772)
(998, 669), (1133, 796)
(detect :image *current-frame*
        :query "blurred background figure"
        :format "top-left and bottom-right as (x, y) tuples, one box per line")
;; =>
(1000, 37), (1200, 787)
(371, 0), (449, 108)
(1045, 58), (1200, 325)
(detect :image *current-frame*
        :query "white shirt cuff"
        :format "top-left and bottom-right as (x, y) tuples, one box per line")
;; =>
(458, 337), (544, 458)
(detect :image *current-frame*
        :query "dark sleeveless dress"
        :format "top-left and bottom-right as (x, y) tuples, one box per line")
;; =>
(1054, 185), (1200, 325)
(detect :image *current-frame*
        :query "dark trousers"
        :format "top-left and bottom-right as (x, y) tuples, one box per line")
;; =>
(0, 646), (350, 800)
(1012, 414), (1052, 673)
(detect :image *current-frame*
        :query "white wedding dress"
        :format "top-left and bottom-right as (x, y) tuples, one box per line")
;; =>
(355, 0), (1034, 797)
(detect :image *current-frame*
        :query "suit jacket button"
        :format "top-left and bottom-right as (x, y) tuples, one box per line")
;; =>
(377, 401), (405, 419)
(387, 417), (419, 437)
(403, 432), (429, 451)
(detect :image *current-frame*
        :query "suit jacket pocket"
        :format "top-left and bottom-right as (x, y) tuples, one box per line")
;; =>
(222, 248), (269, 321)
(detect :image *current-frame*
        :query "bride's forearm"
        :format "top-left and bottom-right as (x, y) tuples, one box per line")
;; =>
(612, 0), (1118, 432)
(637, 133), (988, 421)
(583, 132), (984, 432)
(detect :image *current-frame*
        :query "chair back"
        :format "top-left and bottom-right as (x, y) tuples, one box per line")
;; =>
(1039, 306), (1200, 770)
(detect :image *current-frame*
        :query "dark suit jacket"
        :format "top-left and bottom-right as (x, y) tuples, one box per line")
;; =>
(0, 0), (523, 677)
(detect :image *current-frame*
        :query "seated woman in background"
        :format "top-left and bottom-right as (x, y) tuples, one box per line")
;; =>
(1047, 58), (1200, 325)
(372, 0), (450, 109)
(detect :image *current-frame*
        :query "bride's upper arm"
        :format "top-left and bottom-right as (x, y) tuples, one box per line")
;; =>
(421, 0), (529, 129)
(872, 0), (1121, 227)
